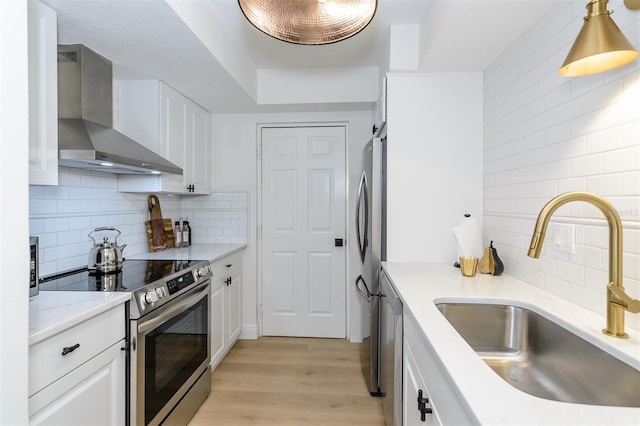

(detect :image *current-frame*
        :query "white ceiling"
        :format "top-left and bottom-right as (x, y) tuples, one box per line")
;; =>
(43, 0), (563, 114)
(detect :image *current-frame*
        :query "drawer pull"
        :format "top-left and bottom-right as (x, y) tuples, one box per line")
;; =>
(417, 389), (432, 421)
(226, 264), (232, 268)
(61, 343), (80, 356)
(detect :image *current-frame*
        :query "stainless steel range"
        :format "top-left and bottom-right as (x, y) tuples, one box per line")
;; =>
(40, 258), (213, 426)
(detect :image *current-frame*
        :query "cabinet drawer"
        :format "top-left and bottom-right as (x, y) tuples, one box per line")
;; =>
(210, 251), (243, 282)
(29, 304), (125, 396)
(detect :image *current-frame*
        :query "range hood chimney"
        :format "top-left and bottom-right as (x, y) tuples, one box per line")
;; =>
(57, 44), (182, 175)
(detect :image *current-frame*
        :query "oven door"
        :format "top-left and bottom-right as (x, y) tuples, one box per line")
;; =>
(131, 281), (210, 426)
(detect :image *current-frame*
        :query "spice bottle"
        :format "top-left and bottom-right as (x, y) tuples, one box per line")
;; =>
(174, 221), (183, 247)
(182, 218), (190, 247)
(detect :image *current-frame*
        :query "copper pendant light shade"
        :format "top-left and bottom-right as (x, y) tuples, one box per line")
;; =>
(559, 0), (638, 76)
(238, 0), (377, 45)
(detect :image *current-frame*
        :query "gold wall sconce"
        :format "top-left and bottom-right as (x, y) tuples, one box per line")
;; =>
(559, 0), (638, 76)
(238, 0), (377, 45)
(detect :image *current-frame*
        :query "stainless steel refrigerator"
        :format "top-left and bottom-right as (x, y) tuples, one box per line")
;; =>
(355, 124), (386, 396)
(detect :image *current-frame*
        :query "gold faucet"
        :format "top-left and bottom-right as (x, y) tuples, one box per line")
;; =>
(528, 192), (640, 338)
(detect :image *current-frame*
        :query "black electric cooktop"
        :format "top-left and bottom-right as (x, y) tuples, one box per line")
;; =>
(39, 258), (203, 293)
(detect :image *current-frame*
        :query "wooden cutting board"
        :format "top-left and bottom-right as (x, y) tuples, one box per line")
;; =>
(145, 195), (173, 252)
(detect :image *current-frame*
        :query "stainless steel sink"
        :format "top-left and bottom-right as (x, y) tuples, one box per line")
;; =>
(435, 303), (640, 407)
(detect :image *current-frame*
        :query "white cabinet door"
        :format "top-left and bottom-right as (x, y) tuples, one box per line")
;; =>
(404, 338), (440, 426)
(225, 264), (242, 345)
(115, 80), (211, 194)
(186, 102), (211, 194)
(403, 310), (474, 425)
(209, 251), (243, 370)
(28, 0), (57, 186)
(29, 340), (126, 425)
(210, 276), (225, 369)
(158, 83), (188, 193)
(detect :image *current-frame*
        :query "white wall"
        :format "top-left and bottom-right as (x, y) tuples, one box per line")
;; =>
(484, 0), (640, 331)
(211, 110), (373, 341)
(386, 72), (484, 263)
(0, 0), (29, 422)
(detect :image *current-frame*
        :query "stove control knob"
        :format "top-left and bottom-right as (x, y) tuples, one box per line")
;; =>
(145, 290), (159, 304)
(195, 266), (211, 279)
(155, 287), (166, 299)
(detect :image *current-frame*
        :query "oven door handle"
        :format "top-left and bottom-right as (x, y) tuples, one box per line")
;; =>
(137, 282), (209, 335)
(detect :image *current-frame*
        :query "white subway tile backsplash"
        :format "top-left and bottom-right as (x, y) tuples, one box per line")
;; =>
(570, 154), (603, 177)
(622, 171), (640, 195)
(585, 174), (624, 195)
(603, 93), (640, 128)
(585, 126), (623, 154)
(623, 252), (640, 281)
(556, 136), (585, 160)
(570, 110), (603, 137)
(485, 2), (639, 330)
(570, 72), (605, 99)
(43, 185), (69, 200)
(57, 200), (82, 214)
(603, 145), (640, 173)
(585, 79), (624, 112)
(557, 95), (585, 123)
(30, 167), (248, 274)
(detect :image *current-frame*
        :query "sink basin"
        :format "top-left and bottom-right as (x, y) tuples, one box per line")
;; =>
(436, 303), (640, 408)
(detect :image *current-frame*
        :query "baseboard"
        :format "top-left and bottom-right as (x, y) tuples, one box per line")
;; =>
(240, 324), (258, 340)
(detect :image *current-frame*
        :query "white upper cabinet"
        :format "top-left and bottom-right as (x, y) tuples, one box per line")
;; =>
(115, 80), (211, 195)
(28, 0), (58, 186)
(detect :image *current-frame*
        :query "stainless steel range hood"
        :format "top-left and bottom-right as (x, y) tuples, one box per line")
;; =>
(57, 44), (182, 175)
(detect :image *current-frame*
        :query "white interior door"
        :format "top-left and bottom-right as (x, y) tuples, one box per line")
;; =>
(261, 126), (347, 338)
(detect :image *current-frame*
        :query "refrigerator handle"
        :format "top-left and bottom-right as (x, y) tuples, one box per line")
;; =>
(355, 274), (372, 301)
(356, 170), (369, 263)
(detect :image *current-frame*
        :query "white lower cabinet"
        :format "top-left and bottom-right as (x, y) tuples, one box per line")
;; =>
(210, 250), (243, 369)
(403, 310), (473, 426)
(210, 270), (225, 367)
(29, 341), (125, 425)
(28, 304), (126, 425)
(404, 338), (441, 426)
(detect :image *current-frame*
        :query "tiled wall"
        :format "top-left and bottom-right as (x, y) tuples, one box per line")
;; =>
(483, 0), (640, 331)
(29, 167), (248, 276)
(182, 192), (249, 244)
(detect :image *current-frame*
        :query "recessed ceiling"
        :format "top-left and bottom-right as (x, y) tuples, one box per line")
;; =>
(43, 0), (562, 114)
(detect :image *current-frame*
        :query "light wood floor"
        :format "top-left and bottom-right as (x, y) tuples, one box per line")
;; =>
(189, 337), (385, 426)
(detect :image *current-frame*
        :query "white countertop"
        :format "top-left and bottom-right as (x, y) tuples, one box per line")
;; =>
(383, 262), (640, 425)
(29, 291), (130, 345)
(31, 244), (245, 345)
(126, 243), (246, 263)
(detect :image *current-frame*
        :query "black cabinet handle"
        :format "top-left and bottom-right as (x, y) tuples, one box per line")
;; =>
(61, 343), (80, 356)
(417, 389), (432, 421)
(226, 264), (232, 268)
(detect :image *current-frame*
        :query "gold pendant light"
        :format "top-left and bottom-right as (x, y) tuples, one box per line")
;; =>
(559, 0), (638, 76)
(238, 0), (377, 45)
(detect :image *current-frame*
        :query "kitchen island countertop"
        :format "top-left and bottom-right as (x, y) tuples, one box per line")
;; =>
(383, 262), (640, 425)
